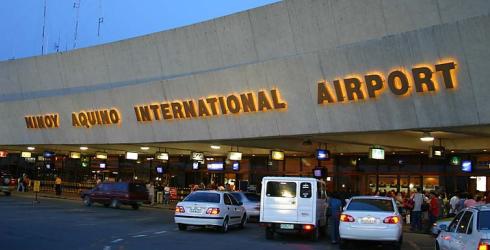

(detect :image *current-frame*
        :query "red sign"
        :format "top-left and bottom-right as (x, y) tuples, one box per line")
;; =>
(0, 151), (7, 158)
(169, 187), (178, 200)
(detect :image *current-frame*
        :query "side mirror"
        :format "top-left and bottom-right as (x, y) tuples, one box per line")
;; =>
(439, 224), (448, 232)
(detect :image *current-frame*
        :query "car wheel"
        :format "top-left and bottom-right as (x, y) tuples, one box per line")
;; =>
(83, 196), (92, 206)
(178, 224), (187, 231)
(319, 224), (327, 236)
(131, 204), (140, 210)
(392, 236), (402, 250)
(239, 214), (247, 229)
(339, 239), (349, 249)
(265, 227), (274, 240)
(110, 199), (120, 209)
(311, 226), (319, 241)
(220, 217), (229, 233)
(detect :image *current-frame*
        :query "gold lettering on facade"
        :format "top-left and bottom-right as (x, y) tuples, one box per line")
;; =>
(25, 113), (60, 129)
(134, 89), (287, 122)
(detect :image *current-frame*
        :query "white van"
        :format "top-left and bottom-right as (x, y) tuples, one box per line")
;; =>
(260, 176), (327, 240)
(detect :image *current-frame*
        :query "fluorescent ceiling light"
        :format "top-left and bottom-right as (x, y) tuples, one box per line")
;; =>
(27, 146), (35, 151)
(80, 146), (88, 151)
(140, 146), (150, 151)
(420, 132), (434, 142)
(210, 145), (221, 150)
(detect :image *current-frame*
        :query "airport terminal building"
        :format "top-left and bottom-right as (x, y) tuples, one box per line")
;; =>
(1, 0), (490, 194)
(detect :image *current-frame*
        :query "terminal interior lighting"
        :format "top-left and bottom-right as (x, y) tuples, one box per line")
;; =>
(420, 132), (434, 142)
(27, 146), (35, 151)
(80, 146), (88, 151)
(210, 145), (221, 150)
(140, 146), (150, 151)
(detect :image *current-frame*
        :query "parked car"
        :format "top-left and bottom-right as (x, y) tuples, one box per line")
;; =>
(431, 217), (454, 236)
(339, 196), (403, 249)
(435, 204), (490, 250)
(174, 191), (247, 233)
(260, 177), (328, 241)
(80, 182), (148, 210)
(0, 172), (16, 196)
(230, 191), (260, 221)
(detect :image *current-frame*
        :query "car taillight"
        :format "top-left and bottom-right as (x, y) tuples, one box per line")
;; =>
(383, 216), (400, 224)
(340, 214), (355, 222)
(206, 208), (220, 215)
(175, 206), (185, 213)
(303, 225), (314, 231)
(479, 240), (489, 250)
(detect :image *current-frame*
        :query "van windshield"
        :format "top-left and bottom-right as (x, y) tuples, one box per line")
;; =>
(346, 198), (394, 212)
(266, 181), (296, 198)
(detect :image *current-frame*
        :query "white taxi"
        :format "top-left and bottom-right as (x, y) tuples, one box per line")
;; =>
(174, 191), (247, 233)
(436, 204), (490, 250)
(339, 196), (403, 249)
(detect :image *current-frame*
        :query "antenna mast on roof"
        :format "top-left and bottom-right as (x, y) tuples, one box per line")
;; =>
(73, 0), (81, 49)
(97, 0), (104, 38)
(41, 0), (47, 55)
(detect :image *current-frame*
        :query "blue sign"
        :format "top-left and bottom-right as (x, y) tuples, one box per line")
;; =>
(462, 160), (472, 172)
(232, 162), (240, 171)
(43, 151), (55, 158)
(316, 149), (330, 160)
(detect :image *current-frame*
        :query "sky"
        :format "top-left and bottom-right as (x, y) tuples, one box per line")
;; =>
(0, 0), (280, 62)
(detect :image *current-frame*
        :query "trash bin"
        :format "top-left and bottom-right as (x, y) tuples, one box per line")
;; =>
(157, 191), (163, 204)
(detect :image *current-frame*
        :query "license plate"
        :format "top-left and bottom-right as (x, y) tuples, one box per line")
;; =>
(280, 224), (294, 229)
(189, 207), (202, 213)
(361, 217), (376, 224)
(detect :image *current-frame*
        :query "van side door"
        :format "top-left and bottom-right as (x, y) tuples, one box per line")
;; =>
(297, 182), (314, 224)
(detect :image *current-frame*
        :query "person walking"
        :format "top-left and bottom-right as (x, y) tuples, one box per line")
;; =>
(17, 175), (24, 192)
(163, 185), (170, 205)
(55, 175), (62, 196)
(410, 187), (424, 232)
(328, 192), (342, 244)
(147, 182), (155, 206)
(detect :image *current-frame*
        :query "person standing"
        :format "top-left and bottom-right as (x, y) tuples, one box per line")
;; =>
(328, 192), (342, 244)
(55, 175), (62, 196)
(164, 185), (170, 205)
(410, 188), (424, 232)
(464, 194), (477, 208)
(429, 192), (440, 231)
(449, 193), (460, 216)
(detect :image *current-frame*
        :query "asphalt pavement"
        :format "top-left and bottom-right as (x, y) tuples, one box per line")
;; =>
(0, 193), (435, 250)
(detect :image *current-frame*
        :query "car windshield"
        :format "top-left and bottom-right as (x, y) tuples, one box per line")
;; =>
(478, 211), (490, 230)
(347, 198), (394, 212)
(184, 192), (221, 203)
(244, 193), (260, 202)
(129, 183), (147, 193)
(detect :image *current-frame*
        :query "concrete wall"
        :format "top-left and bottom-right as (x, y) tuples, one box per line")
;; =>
(0, 0), (489, 145)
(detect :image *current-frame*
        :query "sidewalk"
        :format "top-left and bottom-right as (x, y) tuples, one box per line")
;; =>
(11, 191), (178, 210)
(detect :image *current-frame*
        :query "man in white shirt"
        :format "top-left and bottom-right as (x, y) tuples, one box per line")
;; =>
(411, 187), (425, 232)
(449, 193), (460, 216)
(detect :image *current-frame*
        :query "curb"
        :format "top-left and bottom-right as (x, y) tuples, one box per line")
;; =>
(12, 192), (177, 210)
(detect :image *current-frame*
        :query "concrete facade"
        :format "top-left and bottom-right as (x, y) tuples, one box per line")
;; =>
(0, 0), (489, 145)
